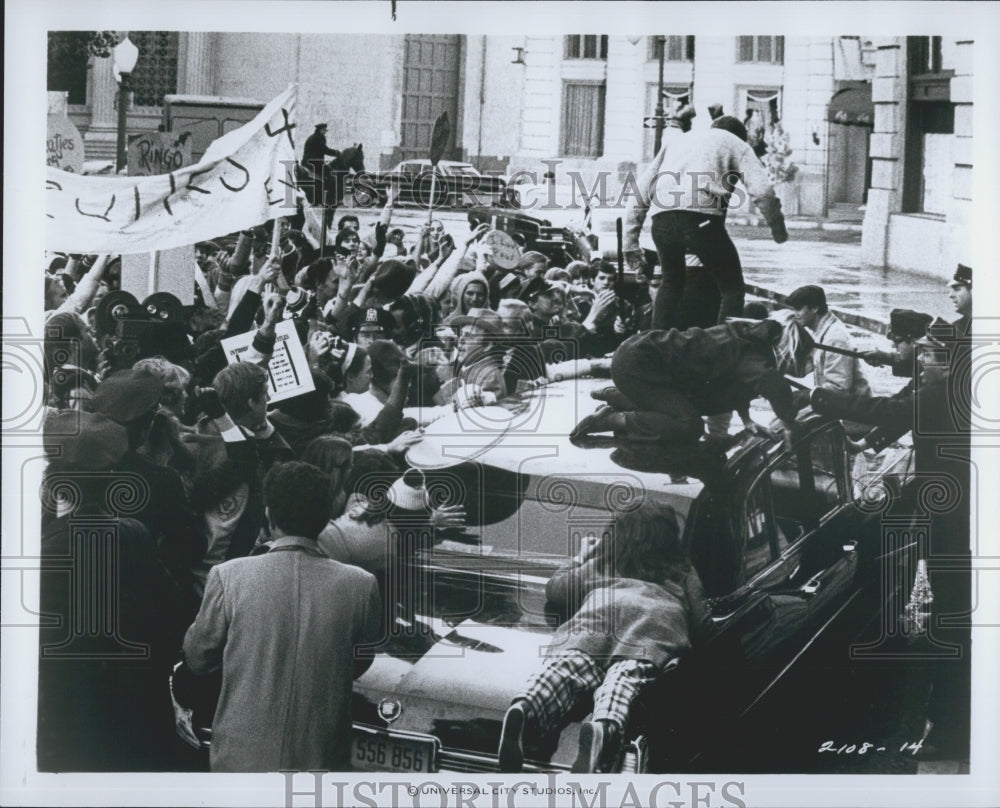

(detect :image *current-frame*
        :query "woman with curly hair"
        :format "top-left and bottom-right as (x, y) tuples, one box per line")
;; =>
(497, 500), (711, 773)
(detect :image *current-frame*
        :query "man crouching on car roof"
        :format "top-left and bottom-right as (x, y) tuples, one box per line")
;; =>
(182, 461), (381, 772)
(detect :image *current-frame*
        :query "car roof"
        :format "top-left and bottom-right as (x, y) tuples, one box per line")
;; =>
(396, 159), (478, 170)
(407, 377), (773, 517)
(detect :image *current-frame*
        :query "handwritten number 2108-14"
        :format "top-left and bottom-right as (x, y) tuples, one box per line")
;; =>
(818, 740), (924, 755)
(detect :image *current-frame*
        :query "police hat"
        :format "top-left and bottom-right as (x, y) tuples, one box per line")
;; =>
(887, 309), (934, 342)
(349, 306), (396, 338)
(518, 276), (555, 303)
(949, 264), (972, 288)
(90, 368), (164, 425)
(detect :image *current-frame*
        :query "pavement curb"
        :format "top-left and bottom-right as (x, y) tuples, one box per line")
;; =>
(728, 215), (863, 232)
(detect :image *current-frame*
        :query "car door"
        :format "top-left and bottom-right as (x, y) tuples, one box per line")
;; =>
(642, 425), (862, 768)
(730, 423), (859, 664)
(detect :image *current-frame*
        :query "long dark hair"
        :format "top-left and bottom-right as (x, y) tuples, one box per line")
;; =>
(597, 500), (689, 585)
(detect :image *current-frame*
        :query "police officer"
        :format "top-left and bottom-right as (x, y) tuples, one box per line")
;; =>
(811, 265), (973, 760)
(302, 122), (340, 179)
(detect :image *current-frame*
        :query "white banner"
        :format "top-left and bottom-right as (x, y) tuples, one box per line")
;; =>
(45, 86), (298, 254)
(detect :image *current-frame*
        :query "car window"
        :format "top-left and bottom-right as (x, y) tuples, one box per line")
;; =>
(742, 425), (847, 581)
(743, 472), (786, 580)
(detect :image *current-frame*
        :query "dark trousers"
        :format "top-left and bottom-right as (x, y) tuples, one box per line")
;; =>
(650, 211), (744, 330)
(609, 333), (705, 443)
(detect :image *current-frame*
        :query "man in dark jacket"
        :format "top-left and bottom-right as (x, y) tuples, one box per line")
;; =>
(573, 319), (802, 450)
(90, 368), (203, 612)
(302, 122), (339, 179)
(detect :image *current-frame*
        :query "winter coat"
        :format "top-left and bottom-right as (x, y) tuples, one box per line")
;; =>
(544, 557), (712, 668)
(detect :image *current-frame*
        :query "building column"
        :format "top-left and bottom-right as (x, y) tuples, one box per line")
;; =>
(603, 36), (645, 168)
(861, 38), (905, 268)
(82, 56), (120, 161)
(178, 32), (215, 95)
(948, 40), (974, 268)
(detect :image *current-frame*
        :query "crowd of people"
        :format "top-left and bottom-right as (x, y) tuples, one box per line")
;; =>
(37, 110), (973, 773)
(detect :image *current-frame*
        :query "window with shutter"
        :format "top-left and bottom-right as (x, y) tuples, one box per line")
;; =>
(903, 37), (956, 215)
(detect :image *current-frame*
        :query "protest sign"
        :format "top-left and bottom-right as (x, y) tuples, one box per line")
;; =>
(45, 86), (298, 254)
(484, 228), (521, 270)
(121, 132), (197, 303)
(219, 319), (315, 404)
(127, 131), (194, 177)
(47, 92), (84, 174)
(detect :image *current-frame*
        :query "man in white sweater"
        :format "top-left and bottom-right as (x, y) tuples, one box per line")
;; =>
(623, 116), (788, 330)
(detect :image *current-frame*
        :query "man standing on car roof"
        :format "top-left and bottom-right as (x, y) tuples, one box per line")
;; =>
(623, 115), (788, 331)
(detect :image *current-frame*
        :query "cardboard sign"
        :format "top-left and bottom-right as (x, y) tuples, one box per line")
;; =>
(127, 131), (194, 177)
(47, 114), (84, 174)
(220, 319), (315, 403)
(484, 229), (521, 270)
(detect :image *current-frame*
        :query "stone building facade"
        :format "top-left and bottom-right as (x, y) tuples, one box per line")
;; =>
(50, 32), (972, 278)
(862, 37), (973, 279)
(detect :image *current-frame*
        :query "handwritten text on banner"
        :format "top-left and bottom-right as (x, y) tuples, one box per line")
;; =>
(45, 87), (297, 254)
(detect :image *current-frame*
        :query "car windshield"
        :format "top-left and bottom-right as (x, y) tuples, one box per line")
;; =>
(417, 460), (700, 571)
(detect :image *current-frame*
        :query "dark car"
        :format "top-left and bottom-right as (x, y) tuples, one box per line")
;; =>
(171, 379), (916, 773)
(355, 160), (516, 209)
(465, 207), (596, 269)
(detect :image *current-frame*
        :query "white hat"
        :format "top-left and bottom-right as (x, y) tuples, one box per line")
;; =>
(387, 468), (428, 511)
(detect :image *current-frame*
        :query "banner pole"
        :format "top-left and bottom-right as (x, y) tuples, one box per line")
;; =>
(270, 217), (283, 259)
(426, 170), (437, 226)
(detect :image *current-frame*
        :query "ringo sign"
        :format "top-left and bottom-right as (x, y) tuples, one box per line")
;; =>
(127, 131), (194, 177)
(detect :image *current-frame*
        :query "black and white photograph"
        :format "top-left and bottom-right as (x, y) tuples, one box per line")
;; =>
(3, 2), (999, 807)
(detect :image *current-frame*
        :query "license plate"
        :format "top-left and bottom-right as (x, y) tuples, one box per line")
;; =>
(351, 727), (437, 772)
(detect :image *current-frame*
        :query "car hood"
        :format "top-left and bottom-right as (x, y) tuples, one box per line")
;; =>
(354, 618), (581, 767)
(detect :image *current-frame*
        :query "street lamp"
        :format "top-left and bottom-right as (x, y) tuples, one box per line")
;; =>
(113, 35), (139, 172)
(653, 36), (666, 155)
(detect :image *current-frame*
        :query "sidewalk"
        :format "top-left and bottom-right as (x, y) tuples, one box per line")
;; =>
(731, 224), (957, 335)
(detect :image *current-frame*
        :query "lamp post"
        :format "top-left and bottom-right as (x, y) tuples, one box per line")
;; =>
(113, 35), (139, 172)
(653, 35), (667, 155)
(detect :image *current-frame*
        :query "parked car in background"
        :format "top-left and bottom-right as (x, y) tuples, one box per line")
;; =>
(171, 378), (917, 774)
(354, 160), (517, 209)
